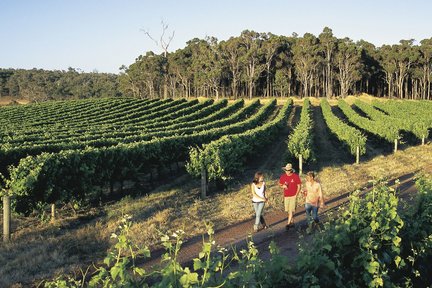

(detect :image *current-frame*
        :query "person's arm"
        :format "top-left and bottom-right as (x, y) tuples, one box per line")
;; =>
(279, 177), (287, 189)
(296, 175), (302, 195)
(318, 183), (325, 207)
(264, 182), (269, 202)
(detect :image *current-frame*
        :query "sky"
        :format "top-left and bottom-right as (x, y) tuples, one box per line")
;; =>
(1, 0), (431, 74)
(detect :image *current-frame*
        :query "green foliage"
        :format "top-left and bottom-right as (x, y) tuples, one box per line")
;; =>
(0, 68), (120, 101)
(372, 100), (431, 142)
(42, 176), (432, 287)
(338, 99), (399, 143)
(287, 98), (314, 160)
(320, 99), (366, 156)
(187, 99), (292, 181)
(89, 214), (150, 287)
(3, 99), (266, 213)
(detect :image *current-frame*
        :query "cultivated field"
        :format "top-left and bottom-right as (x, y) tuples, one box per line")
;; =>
(0, 95), (431, 286)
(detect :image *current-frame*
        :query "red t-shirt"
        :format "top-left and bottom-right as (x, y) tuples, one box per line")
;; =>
(279, 173), (302, 197)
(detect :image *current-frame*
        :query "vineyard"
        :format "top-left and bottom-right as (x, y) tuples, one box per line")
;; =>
(0, 96), (432, 287)
(1, 96), (432, 213)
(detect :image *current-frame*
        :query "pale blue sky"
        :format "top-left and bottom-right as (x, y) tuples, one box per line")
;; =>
(1, 0), (431, 74)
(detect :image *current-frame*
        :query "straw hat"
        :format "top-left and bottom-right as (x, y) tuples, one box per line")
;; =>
(282, 163), (295, 172)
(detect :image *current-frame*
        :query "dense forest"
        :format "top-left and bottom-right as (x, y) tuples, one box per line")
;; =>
(0, 68), (120, 101)
(1, 27), (431, 101)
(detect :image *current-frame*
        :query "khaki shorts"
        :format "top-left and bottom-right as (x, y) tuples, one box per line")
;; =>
(284, 195), (297, 213)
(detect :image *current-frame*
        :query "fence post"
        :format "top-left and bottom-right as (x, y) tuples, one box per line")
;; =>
(356, 146), (360, 164)
(299, 154), (303, 175)
(200, 163), (207, 199)
(3, 195), (11, 243)
(394, 139), (398, 153)
(51, 203), (56, 222)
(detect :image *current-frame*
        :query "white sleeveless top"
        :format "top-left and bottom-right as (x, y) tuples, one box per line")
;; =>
(252, 182), (266, 203)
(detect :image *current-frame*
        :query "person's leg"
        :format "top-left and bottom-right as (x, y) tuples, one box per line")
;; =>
(288, 196), (296, 225)
(259, 203), (267, 228)
(284, 197), (290, 225)
(305, 203), (313, 223)
(253, 202), (265, 231)
(312, 206), (319, 223)
(253, 202), (260, 231)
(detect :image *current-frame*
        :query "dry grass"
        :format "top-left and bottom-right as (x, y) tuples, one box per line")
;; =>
(0, 97), (30, 106)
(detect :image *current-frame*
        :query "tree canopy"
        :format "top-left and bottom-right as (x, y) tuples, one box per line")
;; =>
(1, 27), (432, 101)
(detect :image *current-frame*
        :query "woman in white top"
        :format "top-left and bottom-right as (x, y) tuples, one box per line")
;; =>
(251, 171), (269, 232)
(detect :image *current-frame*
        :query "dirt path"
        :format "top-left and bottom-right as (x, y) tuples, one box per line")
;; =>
(141, 171), (421, 271)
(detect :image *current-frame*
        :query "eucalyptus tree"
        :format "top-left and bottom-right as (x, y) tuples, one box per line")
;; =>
(334, 38), (362, 97)
(319, 27), (337, 97)
(379, 45), (397, 98)
(274, 36), (295, 96)
(357, 40), (383, 96)
(120, 51), (164, 99)
(169, 47), (193, 98)
(292, 33), (321, 97)
(419, 38), (432, 99)
(240, 30), (266, 99)
(219, 37), (244, 98)
(393, 40), (418, 99)
(261, 33), (284, 97)
(203, 36), (224, 99)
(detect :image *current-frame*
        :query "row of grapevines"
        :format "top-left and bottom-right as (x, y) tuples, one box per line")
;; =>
(0, 97), (152, 129)
(187, 99), (292, 180)
(372, 100), (430, 143)
(338, 100), (399, 144)
(287, 98), (314, 165)
(2, 99), (219, 145)
(6, 101), (276, 213)
(0, 100), (255, 173)
(320, 99), (366, 158)
(0, 98), (168, 134)
(355, 100), (428, 142)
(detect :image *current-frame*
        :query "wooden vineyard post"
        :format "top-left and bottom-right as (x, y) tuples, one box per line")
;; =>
(51, 204), (56, 222)
(394, 139), (398, 153)
(356, 146), (360, 164)
(3, 195), (11, 243)
(200, 163), (208, 199)
(299, 154), (303, 175)
(422, 136), (425, 146)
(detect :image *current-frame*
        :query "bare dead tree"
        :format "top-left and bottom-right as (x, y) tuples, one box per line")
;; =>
(141, 20), (175, 98)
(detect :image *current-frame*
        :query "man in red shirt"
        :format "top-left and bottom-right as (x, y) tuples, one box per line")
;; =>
(279, 163), (302, 230)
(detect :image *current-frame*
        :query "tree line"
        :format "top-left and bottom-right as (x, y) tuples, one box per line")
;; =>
(1, 27), (432, 101)
(0, 67), (120, 102)
(120, 27), (432, 100)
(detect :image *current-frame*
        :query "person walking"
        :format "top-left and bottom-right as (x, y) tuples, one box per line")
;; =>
(251, 171), (268, 232)
(279, 163), (301, 230)
(303, 171), (325, 226)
